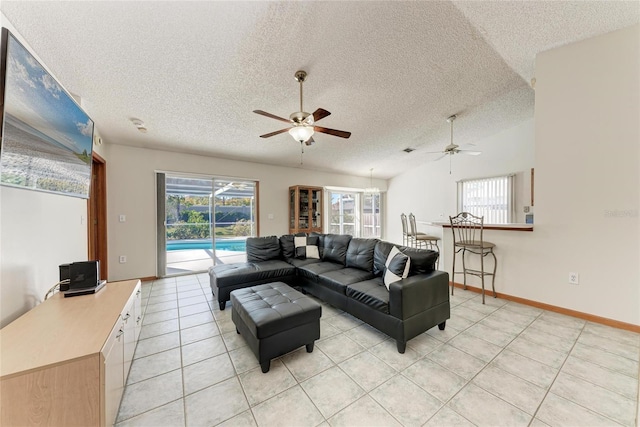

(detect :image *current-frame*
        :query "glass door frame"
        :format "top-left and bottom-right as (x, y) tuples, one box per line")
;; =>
(156, 171), (259, 277)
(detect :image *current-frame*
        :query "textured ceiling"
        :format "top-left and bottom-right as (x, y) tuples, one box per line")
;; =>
(1, 1), (638, 179)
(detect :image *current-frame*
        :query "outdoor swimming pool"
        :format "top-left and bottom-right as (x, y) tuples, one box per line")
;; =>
(167, 239), (246, 252)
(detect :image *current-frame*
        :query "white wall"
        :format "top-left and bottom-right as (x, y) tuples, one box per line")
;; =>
(0, 15), (93, 327)
(532, 24), (639, 325)
(388, 25), (639, 325)
(104, 144), (385, 281)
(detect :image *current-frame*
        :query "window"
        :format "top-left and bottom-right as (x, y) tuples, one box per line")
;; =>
(329, 191), (358, 235)
(458, 175), (514, 224)
(362, 192), (382, 238)
(327, 189), (383, 238)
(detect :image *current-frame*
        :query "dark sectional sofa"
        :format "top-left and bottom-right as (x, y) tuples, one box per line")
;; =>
(209, 233), (450, 353)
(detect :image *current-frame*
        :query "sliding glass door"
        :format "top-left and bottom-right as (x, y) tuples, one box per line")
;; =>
(212, 179), (257, 265)
(157, 173), (257, 277)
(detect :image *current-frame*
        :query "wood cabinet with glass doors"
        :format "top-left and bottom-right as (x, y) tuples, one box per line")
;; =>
(289, 185), (323, 234)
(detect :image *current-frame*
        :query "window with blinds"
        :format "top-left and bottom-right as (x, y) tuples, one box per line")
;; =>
(457, 175), (514, 224)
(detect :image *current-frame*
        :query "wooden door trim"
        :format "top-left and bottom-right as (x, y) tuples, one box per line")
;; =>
(88, 152), (108, 280)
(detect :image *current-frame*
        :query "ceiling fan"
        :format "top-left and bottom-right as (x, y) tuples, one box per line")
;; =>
(253, 70), (352, 147)
(425, 115), (481, 174)
(425, 115), (481, 160)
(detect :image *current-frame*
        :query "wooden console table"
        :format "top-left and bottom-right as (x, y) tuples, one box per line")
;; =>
(0, 280), (142, 426)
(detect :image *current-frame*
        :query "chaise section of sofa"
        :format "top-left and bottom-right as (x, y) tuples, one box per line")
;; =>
(209, 233), (450, 352)
(209, 236), (296, 309)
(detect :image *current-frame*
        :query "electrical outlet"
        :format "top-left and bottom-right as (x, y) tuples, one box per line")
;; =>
(119, 214), (126, 223)
(569, 272), (579, 285)
(119, 255), (127, 264)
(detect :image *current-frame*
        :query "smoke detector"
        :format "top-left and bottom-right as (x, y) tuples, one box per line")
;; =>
(130, 118), (147, 133)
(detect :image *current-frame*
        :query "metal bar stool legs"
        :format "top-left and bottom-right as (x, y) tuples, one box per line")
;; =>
(476, 247), (497, 303)
(449, 212), (497, 304)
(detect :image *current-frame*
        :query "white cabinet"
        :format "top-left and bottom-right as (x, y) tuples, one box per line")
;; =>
(134, 287), (142, 342)
(0, 280), (142, 427)
(122, 288), (140, 382)
(103, 319), (125, 425)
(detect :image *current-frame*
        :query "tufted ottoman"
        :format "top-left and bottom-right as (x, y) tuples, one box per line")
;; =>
(230, 282), (322, 373)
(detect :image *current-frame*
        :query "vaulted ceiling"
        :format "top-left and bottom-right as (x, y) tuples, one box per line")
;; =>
(1, 1), (638, 179)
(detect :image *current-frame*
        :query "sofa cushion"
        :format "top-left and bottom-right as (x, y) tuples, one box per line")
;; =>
(317, 268), (376, 295)
(295, 235), (320, 259)
(246, 236), (281, 263)
(309, 232), (325, 257)
(280, 234), (305, 259)
(346, 238), (378, 271)
(384, 246), (411, 289)
(400, 247), (438, 275)
(373, 241), (395, 276)
(374, 241), (438, 276)
(287, 258), (322, 268)
(209, 260), (295, 288)
(321, 234), (352, 265)
(346, 278), (389, 314)
(296, 261), (343, 281)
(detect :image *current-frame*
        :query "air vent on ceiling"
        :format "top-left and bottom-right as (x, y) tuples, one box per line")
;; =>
(403, 148), (415, 153)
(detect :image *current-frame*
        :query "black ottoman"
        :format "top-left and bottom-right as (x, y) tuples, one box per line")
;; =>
(230, 282), (322, 373)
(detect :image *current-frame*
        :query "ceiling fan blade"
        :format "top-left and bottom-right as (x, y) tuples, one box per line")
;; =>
(314, 126), (351, 139)
(433, 153), (448, 161)
(305, 137), (315, 146)
(259, 128), (290, 138)
(458, 150), (482, 155)
(312, 108), (331, 122)
(253, 110), (291, 123)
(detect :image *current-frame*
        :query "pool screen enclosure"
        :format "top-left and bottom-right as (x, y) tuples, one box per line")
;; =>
(156, 172), (257, 277)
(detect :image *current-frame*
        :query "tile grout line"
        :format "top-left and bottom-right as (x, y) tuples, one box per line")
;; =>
(525, 318), (631, 426)
(423, 302), (545, 425)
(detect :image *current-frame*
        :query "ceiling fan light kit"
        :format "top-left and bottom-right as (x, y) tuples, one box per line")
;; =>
(253, 70), (352, 156)
(364, 168), (380, 193)
(289, 124), (315, 143)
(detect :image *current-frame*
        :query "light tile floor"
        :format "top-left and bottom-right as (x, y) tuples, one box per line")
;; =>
(116, 274), (640, 427)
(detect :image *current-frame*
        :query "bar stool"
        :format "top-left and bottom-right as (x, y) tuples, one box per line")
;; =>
(408, 213), (440, 269)
(449, 212), (496, 304)
(400, 213), (411, 247)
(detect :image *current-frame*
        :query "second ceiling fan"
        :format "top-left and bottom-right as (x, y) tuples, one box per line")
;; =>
(426, 115), (481, 160)
(425, 115), (481, 174)
(254, 70), (351, 146)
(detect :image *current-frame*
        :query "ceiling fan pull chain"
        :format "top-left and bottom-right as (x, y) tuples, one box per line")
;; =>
(300, 141), (304, 165)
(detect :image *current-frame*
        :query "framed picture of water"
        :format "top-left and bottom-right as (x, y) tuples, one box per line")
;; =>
(0, 28), (94, 199)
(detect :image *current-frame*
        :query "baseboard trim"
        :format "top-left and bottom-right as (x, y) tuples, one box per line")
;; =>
(139, 276), (157, 282)
(450, 281), (640, 333)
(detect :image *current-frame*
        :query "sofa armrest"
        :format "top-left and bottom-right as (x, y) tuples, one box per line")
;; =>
(388, 270), (449, 320)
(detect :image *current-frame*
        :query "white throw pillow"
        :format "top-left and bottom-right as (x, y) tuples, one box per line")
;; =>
(383, 246), (411, 290)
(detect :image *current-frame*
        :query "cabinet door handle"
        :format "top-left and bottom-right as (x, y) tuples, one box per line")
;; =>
(123, 313), (131, 321)
(116, 329), (124, 339)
